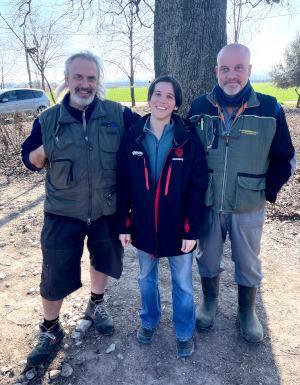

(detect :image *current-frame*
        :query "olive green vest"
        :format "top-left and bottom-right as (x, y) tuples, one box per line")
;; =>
(195, 92), (276, 213)
(40, 98), (124, 222)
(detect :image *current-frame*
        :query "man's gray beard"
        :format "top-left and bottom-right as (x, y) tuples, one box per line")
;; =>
(70, 92), (95, 107)
(223, 84), (242, 96)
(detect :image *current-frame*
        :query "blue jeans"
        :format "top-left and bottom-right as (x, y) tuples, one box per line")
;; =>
(138, 250), (195, 341)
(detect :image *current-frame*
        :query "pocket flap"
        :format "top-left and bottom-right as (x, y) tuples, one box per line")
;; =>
(237, 175), (265, 191)
(49, 158), (75, 189)
(99, 126), (121, 153)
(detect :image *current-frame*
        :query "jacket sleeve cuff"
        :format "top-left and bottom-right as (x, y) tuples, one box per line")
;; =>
(265, 188), (277, 203)
(117, 215), (132, 234)
(181, 218), (199, 240)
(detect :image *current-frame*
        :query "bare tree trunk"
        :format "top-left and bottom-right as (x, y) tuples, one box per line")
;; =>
(130, 78), (135, 107)
(233, 0), (243, 43)
(1, 66), (4, 88)
(154, 0), (227, 115)
(23, 28), (32, 88)
(129, 4), (136, 107)
(129, 15), (136, 106)
(296, 88), (300, 109)
(41, 68), (46, 90)
(44, 76), (56, 104)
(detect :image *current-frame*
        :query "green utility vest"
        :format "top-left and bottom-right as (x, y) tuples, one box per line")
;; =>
(40, 98), (124, 222)
(194, 92), (277, 213)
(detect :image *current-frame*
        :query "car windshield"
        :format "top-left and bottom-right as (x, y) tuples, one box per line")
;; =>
(0, 89), (9, 96)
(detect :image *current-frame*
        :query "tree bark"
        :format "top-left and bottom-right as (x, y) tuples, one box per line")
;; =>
(23, 29), (33, 88)
(154, 0), (227, 114)
(1, 66), (4, 88)
(296, 87), (300, 109)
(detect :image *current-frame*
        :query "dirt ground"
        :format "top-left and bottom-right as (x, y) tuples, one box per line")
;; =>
(0, 110), (299, 385)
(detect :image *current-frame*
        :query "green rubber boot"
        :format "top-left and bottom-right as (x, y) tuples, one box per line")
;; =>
(196, 275), (220, 330)
(238, 285), (263, 343)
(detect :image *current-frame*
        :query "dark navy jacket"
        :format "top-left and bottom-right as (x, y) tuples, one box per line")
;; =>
(117, 114), (208, 258)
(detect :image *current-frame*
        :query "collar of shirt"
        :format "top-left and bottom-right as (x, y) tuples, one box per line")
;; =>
(143, 116), (174, 140)
(222, 106), (238, 133)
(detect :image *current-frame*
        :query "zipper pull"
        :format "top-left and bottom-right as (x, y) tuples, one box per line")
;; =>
(87, 218), (91, 225)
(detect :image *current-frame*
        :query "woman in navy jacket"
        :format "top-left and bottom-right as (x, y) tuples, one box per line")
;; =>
(116, 76), (208, 358)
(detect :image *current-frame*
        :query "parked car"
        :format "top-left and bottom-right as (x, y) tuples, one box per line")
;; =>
(0, 88), (50, 115)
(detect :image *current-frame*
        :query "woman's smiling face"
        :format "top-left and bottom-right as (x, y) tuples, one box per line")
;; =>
(149, 81), (177, 123)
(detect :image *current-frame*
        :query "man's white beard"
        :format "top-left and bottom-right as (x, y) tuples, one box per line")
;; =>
(70, 92), (95, 107)
(223, 84), (242, 96)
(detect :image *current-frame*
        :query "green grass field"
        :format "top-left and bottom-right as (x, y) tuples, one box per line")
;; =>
(252, 83), (297, 104)
(106, 87), (148, 102)
(48, 83), (298, 105)
(105, 83), (298, 105)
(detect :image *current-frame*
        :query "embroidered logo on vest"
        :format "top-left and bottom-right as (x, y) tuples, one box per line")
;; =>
(239, 129), (258, 135)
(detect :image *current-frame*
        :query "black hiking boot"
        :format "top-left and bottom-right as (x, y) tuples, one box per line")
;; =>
(238, 285), (263, 343)
(196, 275), (220, 330)
(176, 337), (194, 358)
(27, 322), (64, 367)
(136, 326), (156, 344)
(85, 299), (115, 335)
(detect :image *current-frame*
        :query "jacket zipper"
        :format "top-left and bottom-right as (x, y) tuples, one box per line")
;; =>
(215, 102), (248, 212)
(220, 135), (229, 211)
(82, 110), (92, 225)
(154, 140), (187, 233)
(154, 141), (159, 184)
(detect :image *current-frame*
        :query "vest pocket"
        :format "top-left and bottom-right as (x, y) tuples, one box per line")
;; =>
(99, 125), (121, 170)
(235, 174), (266, 212)
(48, 158), (76, 190)
(205, 172), (214, 206)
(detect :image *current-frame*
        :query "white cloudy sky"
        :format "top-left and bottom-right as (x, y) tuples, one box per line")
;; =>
(246, 3), (300, 75)
(0, 1), (299, 83)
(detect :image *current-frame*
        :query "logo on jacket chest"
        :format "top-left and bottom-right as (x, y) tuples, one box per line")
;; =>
(132, 150), (143, 156)
(172, 147), (184, 161)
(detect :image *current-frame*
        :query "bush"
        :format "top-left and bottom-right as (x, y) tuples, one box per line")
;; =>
(0, 112), (32, 177)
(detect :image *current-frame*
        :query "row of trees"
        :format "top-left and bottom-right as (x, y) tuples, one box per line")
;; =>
(0, 0), (299, 110)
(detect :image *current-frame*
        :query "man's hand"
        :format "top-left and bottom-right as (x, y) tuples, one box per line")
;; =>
(181, 239), (196, 253)
(119, 234), (132, 247)
(29, 145), (47, 169)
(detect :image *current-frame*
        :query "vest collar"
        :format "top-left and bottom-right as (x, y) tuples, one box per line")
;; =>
(58, 93), (109, 124)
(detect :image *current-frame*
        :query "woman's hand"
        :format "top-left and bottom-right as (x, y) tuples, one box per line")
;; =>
(119, 234), (132, 247)
(181, 239), (196, 253)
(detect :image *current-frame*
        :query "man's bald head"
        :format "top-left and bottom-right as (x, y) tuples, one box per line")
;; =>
(217, 44), (251, 66)
(215, 44), (252, 96)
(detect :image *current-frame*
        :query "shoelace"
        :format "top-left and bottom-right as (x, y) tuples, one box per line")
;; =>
(93, 303), (108, 318)
(38, 330), (56, 345)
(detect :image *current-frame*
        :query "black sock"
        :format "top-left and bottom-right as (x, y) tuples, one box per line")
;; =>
(42, 316), (59, 330)
(91, 292), (104, 304)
